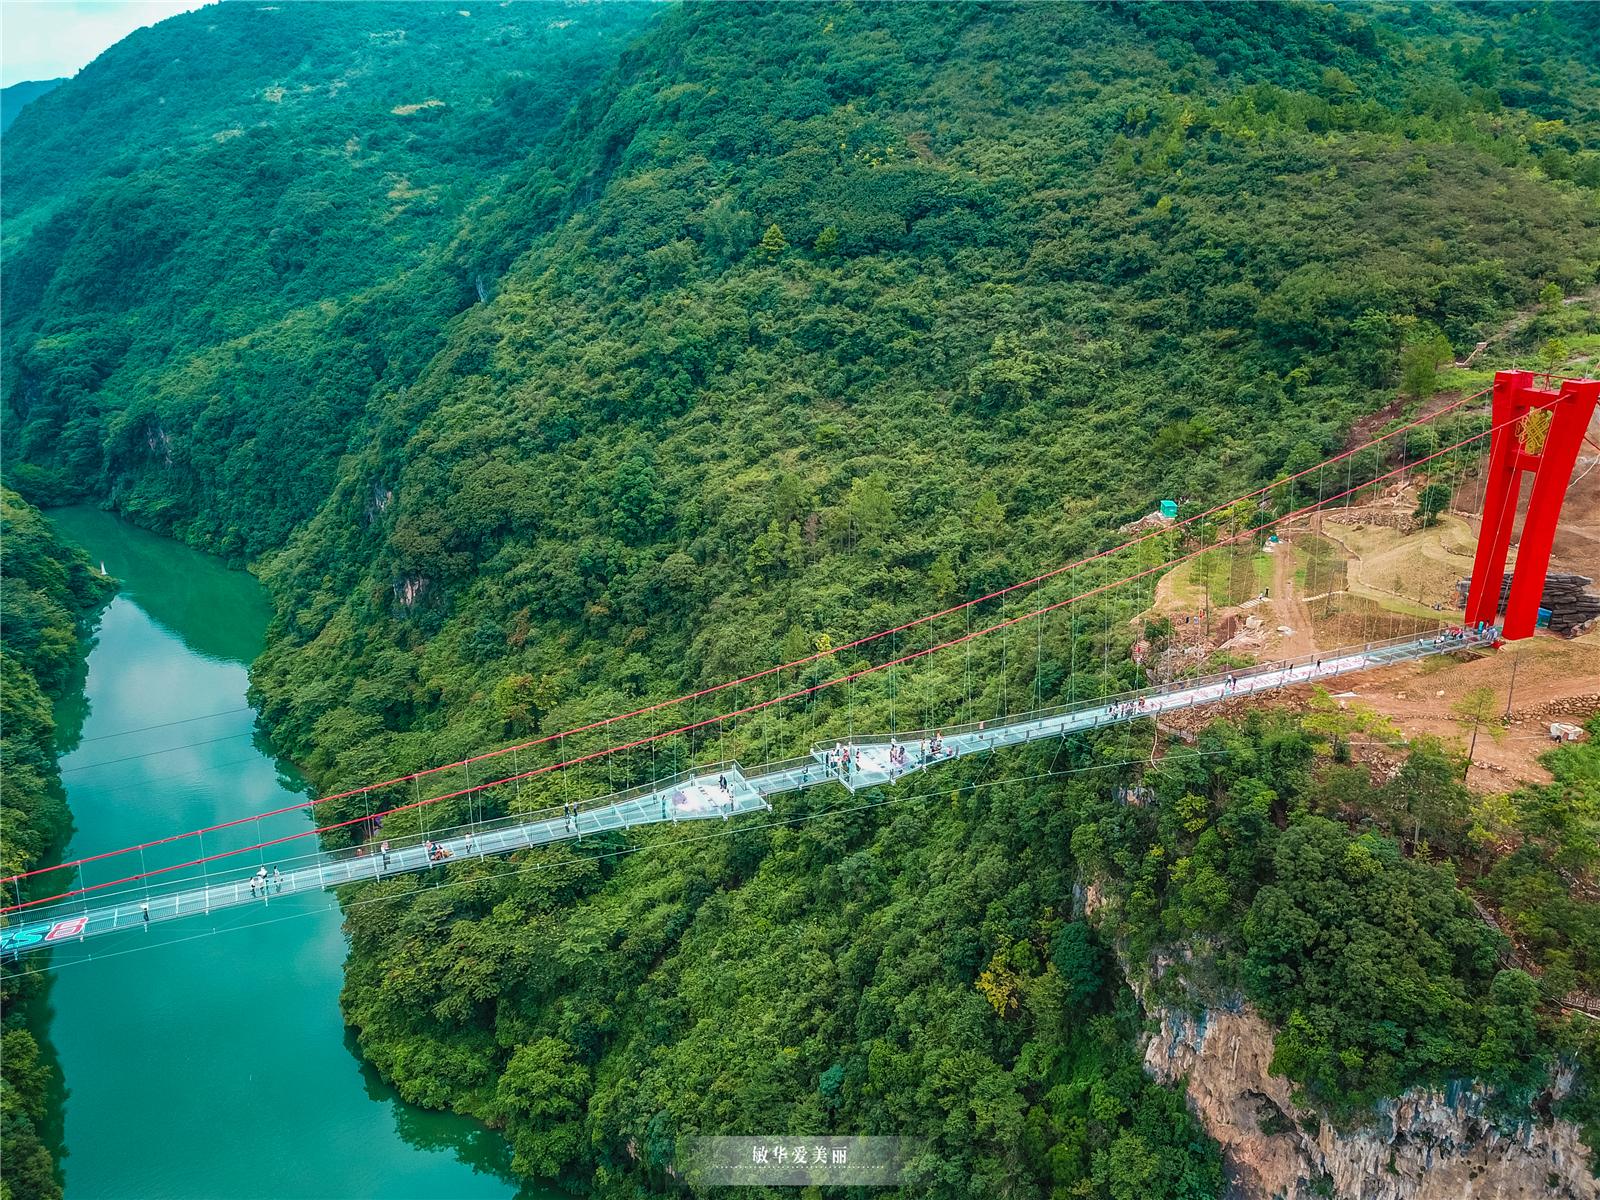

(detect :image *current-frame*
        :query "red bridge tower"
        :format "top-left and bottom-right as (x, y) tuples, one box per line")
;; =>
(1463, 370), (1599, 640)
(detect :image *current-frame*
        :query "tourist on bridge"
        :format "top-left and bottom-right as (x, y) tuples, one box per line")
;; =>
(272, 866), (282, 893)
(380, 840), (391, 869)
(254, 866), (268, 897)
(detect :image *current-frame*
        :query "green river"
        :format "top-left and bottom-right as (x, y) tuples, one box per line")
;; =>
(40, 508), (540, 1200)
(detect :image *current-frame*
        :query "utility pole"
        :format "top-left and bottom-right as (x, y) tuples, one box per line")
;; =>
(1502, 651), (1520, 722)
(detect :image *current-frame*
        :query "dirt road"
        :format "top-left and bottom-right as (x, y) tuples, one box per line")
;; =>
(1268, 535), (1318, 659)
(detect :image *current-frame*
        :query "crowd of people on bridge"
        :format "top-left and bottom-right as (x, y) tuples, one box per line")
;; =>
(1107, 696), (1155, 718)
(247, 866), (283, 897)
(827, 743), (858, 779)
(829, 733), (955, 783)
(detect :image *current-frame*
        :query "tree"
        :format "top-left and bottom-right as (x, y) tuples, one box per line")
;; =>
(965, 333), (1048, 412)
(1051, 921), (1105, 1010)
(1399, 333), (1452, 398)
(759, 222), (787, 257)
(1097, 1132), (1159, 1200)
(1539, 338), (1571, 372)
(1452, 685), (1503, 774)
(1414, 481), (1451, 526)
(1383, 737), (1470, 846)
(845, 472), (895, 551)
(495, 1038), (590, 1179)
(702, 196), (756, 263)
(813, 225), (840, 256)
(971, 490), (1005, 549)
(611, 454), (667, 544)
(1302, 687), (1400, 759)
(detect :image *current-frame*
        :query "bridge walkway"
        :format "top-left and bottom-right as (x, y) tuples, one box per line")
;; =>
(0, 630), (1491, 957)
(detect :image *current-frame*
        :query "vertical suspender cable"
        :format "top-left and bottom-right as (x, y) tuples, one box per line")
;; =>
(1035, 576), (1043, 711)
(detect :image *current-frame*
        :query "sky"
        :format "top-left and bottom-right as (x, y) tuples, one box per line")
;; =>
(1, 1), (213, 88)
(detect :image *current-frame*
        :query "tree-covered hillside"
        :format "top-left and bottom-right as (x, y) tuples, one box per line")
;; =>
(3, 3), (1598, 1196)
(2, 1), (654, 549)
(0, 493), (114, 1200)
(244, 0), (1598, 810)
(0, 80), (64, 134)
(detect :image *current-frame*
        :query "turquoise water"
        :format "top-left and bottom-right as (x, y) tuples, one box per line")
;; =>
(41, 507), (537, 1200)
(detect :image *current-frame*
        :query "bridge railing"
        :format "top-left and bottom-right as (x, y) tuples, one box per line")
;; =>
(4, 757), (755, 931)
(310, 756), (755, 876)
(4, 629), (1495, 936)
(809, 629), (1492, 755)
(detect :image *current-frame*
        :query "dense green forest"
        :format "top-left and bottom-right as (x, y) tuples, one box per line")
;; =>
(0, 492), (114, 1200)
(340, 713), (1600, 1196)
(0, 80), (64, 135)
(1, 1), (655, 547)
(1082, 711), (1600, 1126)
(3, 1), (1599, 1195)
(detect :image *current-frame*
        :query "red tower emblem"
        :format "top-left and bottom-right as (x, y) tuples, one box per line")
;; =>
(1463, 370), (1599, 640)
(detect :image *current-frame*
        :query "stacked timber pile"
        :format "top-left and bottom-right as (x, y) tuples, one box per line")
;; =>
(1455, 572), (1600, 637)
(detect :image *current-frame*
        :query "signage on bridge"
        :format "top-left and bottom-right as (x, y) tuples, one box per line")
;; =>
(0, 915), (88, 954)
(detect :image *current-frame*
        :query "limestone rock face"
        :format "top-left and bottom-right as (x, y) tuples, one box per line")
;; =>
(1142, 999), (1598, 1200)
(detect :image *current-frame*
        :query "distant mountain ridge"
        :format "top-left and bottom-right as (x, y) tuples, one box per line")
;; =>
(1, 78), (65, 132)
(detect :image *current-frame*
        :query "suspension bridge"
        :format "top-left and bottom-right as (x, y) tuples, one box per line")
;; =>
(2, 370), (1595, 961)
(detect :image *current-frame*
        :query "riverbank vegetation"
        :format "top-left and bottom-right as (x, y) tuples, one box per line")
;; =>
(0, 491), (114, 1200)
(2, 0), (1598, 1193)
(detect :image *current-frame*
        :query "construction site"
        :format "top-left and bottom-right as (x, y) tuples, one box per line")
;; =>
(1147, 366), (1600, 794)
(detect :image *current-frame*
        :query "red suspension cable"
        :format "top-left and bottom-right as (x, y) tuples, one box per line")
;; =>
(2, 388), (1488, 892)
(2, 396), (1522, 917)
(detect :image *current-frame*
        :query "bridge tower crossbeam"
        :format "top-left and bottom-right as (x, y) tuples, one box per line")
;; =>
(1464, 370), (1599, 640)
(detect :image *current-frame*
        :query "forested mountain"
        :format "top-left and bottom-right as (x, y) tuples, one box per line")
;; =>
(0, 80), (64, 134)
(3, 2), (1598, 1196)
(1, 1), (654, 548)
(0, 493), (114, 1200)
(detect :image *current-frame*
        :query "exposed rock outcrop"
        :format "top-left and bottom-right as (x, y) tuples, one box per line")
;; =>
(1142, 998), (1598, 1200)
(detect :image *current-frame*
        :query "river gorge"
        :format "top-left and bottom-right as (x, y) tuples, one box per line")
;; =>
(34, 509), (538, 1200)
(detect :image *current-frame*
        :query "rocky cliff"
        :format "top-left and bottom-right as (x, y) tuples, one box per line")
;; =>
(1142, 997), (1597, 1200)
(1075, 880), (1598, 1199)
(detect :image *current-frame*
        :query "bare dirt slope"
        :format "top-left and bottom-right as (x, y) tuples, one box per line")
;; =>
(1265, 534), (1317, 659)
(1325, 632), (1600, 790)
